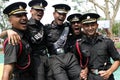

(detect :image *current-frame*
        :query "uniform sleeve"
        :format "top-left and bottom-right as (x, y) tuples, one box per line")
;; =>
(106, 39), (120, 61)
(4, 43), (19, 64)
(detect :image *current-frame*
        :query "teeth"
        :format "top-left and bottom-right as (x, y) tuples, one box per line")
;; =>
(75, 28), (79, 30)
(21, 22), (27, 24)
(22, 21), (26, 23)
(58, 18), (63, 21)
(37, 14), (41, 16)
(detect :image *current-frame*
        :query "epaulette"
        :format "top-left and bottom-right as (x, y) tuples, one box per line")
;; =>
(102, 36), (111, 40)
(44, 24), (48, 26)
(63, 22), (70, 27)
(101, 36), (113, 44)
(44, 24), (51, 29)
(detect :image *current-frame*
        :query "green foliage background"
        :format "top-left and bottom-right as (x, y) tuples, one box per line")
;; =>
(112, 22), (120, 37)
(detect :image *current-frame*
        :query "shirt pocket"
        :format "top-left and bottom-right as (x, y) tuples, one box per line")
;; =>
(96, 49), (108, 63)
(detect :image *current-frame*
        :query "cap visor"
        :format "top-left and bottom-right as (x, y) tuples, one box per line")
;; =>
(57, 11), (67, 14)
(32, 6), (45, 10)
(13, 11), (27, 15)
(82, 20), (96, 24)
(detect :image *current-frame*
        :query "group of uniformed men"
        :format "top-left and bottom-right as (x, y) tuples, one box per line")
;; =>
(1, 0), (120, 80)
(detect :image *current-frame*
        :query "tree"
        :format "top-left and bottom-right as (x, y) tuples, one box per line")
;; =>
(112, 22), (120, 36)
(69, 0), (96, 13)
(66, 0), (120, 38)
(89, 0), (120, 38)
(0, 0), (10, 31)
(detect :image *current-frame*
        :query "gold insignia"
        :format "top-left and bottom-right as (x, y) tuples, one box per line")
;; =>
(19, 6), (23, 9)
(72, 16), (79, 21)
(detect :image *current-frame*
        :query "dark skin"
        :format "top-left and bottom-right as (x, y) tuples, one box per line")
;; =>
(71, 21), (81, 35)
(70, 21), (88, 80)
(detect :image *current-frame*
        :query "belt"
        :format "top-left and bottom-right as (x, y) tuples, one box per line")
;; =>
(13, 72), (31, 77)
(90, 69), (99, 75)
(33, 49), (47, 56)
(49, 48), (65, 56)
(56, 48), (65, 55)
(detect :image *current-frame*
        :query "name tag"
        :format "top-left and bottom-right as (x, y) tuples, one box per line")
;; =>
(34, 32), (43, 40)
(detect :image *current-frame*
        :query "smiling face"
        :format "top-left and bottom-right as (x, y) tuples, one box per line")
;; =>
(9, 13), (28, 30)
(30, 8), (44, 21)
(53, 11), (67, 25)
(71, 21), (81, 35)
(82, 22), (98, 36)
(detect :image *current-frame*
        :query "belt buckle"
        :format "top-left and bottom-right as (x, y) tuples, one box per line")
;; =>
(56, 48), (64, 54)
(40, 50), (47, 56)
(91, 69), (99, 75)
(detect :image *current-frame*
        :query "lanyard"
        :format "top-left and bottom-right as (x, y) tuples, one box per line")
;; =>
(76, 40), (89, 69)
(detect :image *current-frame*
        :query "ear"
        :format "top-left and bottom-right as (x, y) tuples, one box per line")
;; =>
(96, 23), (99, 28)
(8, 17), (13, 25)
(97, 23), (99, 26)
(30, 8), (34, 14)
(53, 11), (56, 15)
(8, 17), (11, 22)
(30, 9), (32, 13)
(81, 24), (84, 28)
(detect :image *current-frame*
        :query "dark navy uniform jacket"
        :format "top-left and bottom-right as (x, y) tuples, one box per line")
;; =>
(44, 21), (81, 80)
(4, 28), (31, 74)
(44, 21), (68, 55)
(79, 34), (120, 70)
(27, 18), (46, 54)
(65, 32), (83, 53)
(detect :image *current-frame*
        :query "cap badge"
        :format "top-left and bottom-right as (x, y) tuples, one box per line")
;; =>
(19, 6), (23, 9)
(39, 3), (43, 7)
(73, 16), (79, 20)
(87, 16), (90, 19)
